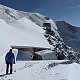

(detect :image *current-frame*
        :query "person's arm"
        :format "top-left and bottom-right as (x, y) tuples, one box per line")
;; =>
(13, 53), (15, 64)
(5, 54), (7, 64)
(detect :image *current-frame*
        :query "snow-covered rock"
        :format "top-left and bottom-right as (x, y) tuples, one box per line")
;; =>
(35, 50), (57, 60)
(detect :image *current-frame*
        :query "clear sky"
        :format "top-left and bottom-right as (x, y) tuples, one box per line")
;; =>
(0, 0), (80, 26)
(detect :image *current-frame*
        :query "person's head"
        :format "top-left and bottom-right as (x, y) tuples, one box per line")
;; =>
(9, 49), (12, 52)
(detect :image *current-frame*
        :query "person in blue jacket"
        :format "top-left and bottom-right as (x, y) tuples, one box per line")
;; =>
(5, 49), (15, 74)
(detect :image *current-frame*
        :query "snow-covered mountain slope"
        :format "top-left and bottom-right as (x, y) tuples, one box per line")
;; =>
(0, 60), (80, 80)
(0, 4), (61, 56)
(0, 17), (53, 56)
(0, 4), (57, 29)
(56, 21), (80, 52)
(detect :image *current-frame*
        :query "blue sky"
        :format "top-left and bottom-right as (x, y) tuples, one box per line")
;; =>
(0, 0), (80, 26)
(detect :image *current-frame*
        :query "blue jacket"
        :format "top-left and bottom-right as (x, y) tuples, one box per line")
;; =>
(5, 51), (15, 62)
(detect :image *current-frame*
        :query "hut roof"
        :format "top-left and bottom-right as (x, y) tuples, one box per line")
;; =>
(11, 45), (51, 49)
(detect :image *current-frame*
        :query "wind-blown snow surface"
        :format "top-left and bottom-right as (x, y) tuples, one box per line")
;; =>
(0, 60), (80, 80)
(0, 17), (52, 56)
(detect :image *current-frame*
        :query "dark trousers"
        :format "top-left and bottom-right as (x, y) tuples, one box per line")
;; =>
(6, 62), (13, 74)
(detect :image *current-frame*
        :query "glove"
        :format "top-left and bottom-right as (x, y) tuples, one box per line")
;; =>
(13, 61), (15, 64)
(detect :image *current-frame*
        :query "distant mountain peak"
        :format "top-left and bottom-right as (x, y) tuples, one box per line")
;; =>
(56, 21), (78, 33)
